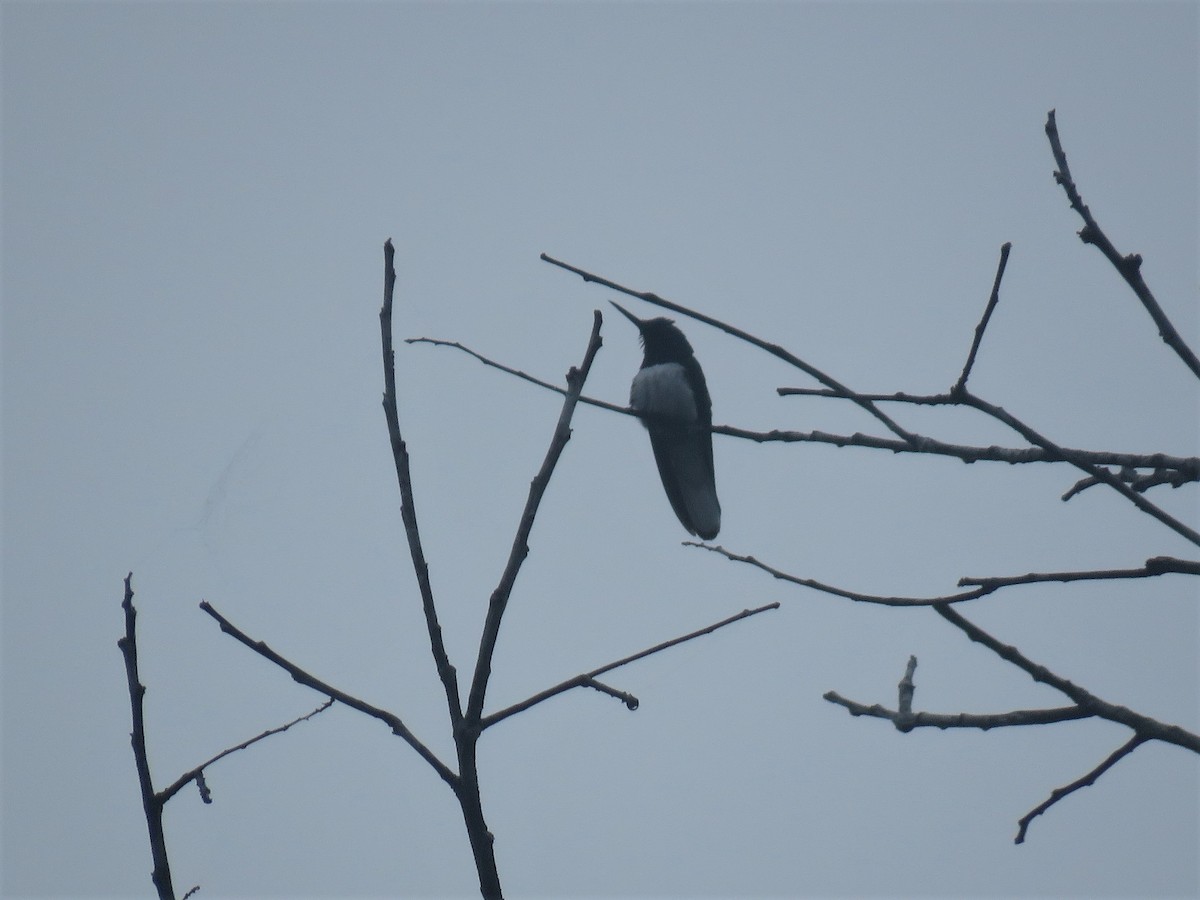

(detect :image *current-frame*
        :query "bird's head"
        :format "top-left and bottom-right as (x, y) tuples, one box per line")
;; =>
(610, 301), (695, 366)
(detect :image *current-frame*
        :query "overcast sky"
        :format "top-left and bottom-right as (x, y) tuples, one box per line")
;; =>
(3, 2), (1197, 898)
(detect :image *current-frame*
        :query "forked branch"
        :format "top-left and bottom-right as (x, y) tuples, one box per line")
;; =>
(540, 252), (921, 447)
(121, 576), (336, 900)
(465, 311), (605, 724)
(199, 600), (458, 786)
(482, 602), (780, 728)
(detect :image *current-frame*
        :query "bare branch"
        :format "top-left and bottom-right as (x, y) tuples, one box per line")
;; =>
(380, 240), (463, 723)
(823, 692), (1091, 731)
(465, 311), (605, 724)
(1014, 734), (1149, 844)
(581, 677), (640, 710)
(934, 603), (1200, 754)
(958, 556), (1200, 590)
(540, 252), (923, 448)
(407, 336), (632, 418)
(696, 542), (1198, 609)
(157, 700), (335, 804)
(1045, 110), (1200, 380)
(199, 600), (458, 787)
(481, 602), (780, 729)
(408, 334), (1200, 481)
(778, 387), (1199, 476)
(117, 574), (175, 900)
(957, 388), (1200, 546)
(777, 387), (957, 405)
(1063, 466), (1199, 499)
(689, 543), (989, 606)
(954, 242), (1012, 393)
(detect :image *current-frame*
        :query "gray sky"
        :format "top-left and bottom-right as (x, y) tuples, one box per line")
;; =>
(3, 2), (1197, 897)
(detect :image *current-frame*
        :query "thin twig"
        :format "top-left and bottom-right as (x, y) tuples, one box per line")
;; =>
(481, 602), (780, 729)
(823, 692), (1091, 731)
(934, 602), (1200, 754)
(157, 699), (335, 803)
(958, 556), (1200, 589)
(1062, 466), (1198, 500)
(712, 426), (1196, 475)
(540, 252), (923, 448)
(1014, 734), (1148, 844)
(957, 389), (1200, 547)
(689, 543), (989, 606)
(954, 242), (1012, 393)
(199, 600), (458, 787)
(777, 387), (958, 405)
(410, 334), (1200, 478)
(381, 240), (464, 723)
(407, 336), (631, 418)
(465, 311), (605, 724)
(697, 542), (1198, 606)
(117, 573), (175, 900)
(1045, 110), (1200, 379)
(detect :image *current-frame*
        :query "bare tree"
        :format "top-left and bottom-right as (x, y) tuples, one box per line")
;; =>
(422, 110), (1198, 845)
(123, 110), (1196, 896)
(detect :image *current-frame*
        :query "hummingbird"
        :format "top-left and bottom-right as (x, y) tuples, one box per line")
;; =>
(611, 301), (721, 540)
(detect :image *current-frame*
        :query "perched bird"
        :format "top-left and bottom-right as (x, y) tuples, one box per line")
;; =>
(611, 301), (721, 539)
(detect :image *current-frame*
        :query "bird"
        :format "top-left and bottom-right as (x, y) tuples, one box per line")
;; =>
(611, 301), (721, 539)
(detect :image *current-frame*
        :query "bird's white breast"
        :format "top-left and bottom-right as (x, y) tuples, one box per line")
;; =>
(631, 363), (697, 421)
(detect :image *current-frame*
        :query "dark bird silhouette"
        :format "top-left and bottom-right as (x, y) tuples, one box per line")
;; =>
(612, 301), (721, 539)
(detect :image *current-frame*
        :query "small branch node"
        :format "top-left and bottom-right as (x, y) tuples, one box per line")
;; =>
(895, 656), (918, 732)
(583, 676), (640, 710)
(195, 770), (212, 804)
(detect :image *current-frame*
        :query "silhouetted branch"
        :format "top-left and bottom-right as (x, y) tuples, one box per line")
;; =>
(954, 242), (1012, 393)
(1045, 110), (1200, 380)
(824, 692), (1090, 731)
(955, 388), (1200, 546)
(158, 699), (334, 804)
(381, 239), (464, 723)
(408, 336), (630, 420)
(538, 253), (1197, 545)
(777, 390), (1199, 481)
(1014, 734), (1148, 844)
(482, 601), (780, 729)
(1062, 466), (1198, 500)
(827, 603), (1196, 839)
(118, 574), (175, 900)
(199, 600), (458, 786)
(711, 429), (1194, 476)
(688, 542), (987, 606)
(776, 387), (956, 405)
(958, 556), (1200, 590)
(694, 543), (1199, 608)
(465, 310), (605, 724)
(934, 603), (1200, 754)
(540, 252), (922, 447)
(409, 336), (1200, 485)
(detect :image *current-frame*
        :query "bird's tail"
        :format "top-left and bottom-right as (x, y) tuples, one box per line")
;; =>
(648, 426), (721, 540)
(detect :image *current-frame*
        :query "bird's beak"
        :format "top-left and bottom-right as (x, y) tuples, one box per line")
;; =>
(609, 301), (644, 330)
